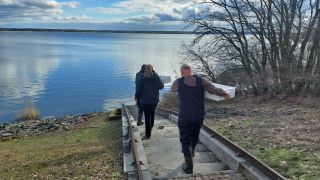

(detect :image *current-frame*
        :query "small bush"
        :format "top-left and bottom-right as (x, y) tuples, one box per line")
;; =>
(21, 103), (40, 120)
(159, 92), (179, 111)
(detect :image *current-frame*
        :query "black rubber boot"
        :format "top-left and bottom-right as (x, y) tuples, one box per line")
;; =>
(191, 144), (196, 158)
(137, 114), (144, 126)
(183, 155), (193, 174)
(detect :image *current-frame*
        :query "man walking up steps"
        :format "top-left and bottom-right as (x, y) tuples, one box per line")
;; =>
(171, 64), (230, 174)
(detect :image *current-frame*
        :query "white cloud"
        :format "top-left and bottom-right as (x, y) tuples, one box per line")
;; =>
(52, 15), (91, 22)
(0, 0), (82, 22)
(88, 6), (136, 15)
(61, 1), (79, 8)
(89, 0), (196, 23)
(125, 15), (158, 23)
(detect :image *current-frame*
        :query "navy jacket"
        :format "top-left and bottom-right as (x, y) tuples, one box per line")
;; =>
(135, 70), (144, 90)
(135, 72), (164, 105)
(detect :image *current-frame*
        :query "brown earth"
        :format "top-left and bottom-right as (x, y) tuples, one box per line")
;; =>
(205, 95), (320, 156)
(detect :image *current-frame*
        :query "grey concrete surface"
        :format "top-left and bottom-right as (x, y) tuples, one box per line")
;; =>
(199, 128), (246, 171)
(125, 105), (279, 180)
(126, 105), (229, 179)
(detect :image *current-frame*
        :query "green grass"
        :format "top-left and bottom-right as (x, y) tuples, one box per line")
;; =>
(257, 148), (320, 179)
(0, 114), (123, 179)
(213, 122), (229, 135)
(240, 119), (257, 126)
(210, 122), (320, 179)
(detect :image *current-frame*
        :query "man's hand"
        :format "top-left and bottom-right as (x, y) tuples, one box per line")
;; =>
(223, 91), (231, 100)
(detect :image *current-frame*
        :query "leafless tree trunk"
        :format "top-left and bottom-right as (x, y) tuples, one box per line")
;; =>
(186, 0), (320, 95)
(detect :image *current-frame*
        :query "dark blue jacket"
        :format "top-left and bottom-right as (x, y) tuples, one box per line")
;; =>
(135, 72), (164, 105)
(135, 70), (144, 90)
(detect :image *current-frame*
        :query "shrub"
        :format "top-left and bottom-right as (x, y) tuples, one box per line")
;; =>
(21, 103), (40, 120)
(159, 92), (179, 111)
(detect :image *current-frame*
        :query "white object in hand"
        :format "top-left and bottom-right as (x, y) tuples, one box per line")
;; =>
(159, 76), (171, 84)
(205, 83), (235, 101)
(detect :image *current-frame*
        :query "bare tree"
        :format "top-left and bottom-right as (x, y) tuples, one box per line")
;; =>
(186, 0), (320, 95)
(182, 43), (219, 82)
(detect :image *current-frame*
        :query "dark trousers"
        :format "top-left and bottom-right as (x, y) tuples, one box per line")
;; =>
(136, 99), (144, 119)
(178, 119), (203, 157)
(142, 104), (157, 137)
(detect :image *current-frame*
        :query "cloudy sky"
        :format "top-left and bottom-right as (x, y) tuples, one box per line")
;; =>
(0, 0), (202, 30)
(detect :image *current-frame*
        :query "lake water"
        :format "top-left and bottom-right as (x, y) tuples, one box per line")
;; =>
(0, 31), (193, 123)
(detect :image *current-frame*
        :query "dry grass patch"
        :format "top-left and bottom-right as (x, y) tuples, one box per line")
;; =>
(20, 102), (40, 120)
(159, 92), (179, 111)
(205, 96), (320, 179)
(0, 113), (123, 179)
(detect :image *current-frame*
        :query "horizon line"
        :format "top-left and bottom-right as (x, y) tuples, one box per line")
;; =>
(0, 28), (198, 34)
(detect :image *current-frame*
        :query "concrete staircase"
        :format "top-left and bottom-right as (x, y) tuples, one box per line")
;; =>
(127, 106), (246, 179)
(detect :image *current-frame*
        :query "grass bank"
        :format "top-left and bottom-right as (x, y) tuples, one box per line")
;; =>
(159, 93), (320, 179)
(204, 96), (320, 179)
(0, 113), (123, 179)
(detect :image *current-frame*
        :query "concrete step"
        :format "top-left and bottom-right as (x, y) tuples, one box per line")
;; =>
(168, 170), (246, 180)
(194, 162), (228, 174)
(195, 143), (209, 152)
(138, 125), (179, 138)
(194, 152), (220, 163)
(153, 162), (228, 179)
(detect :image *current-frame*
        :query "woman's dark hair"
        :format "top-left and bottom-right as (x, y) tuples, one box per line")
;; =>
(141, 64), (147, 72)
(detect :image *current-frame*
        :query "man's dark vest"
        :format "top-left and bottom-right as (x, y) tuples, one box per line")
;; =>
(178, 76), (205, 121)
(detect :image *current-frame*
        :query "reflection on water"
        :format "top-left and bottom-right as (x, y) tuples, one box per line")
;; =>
(0, 32), (62, 122)
(0, 32), (192, 123)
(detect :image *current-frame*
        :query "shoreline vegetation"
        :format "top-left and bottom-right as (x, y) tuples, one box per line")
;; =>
(0, 111), (104, 140)
(0, 28), (198, 34)
(0, 111), (123, 179)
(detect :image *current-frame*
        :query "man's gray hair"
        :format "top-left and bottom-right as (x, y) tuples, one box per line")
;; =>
(180, 64), (191, 71)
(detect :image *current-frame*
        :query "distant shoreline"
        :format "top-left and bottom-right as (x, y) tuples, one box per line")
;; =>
(0, 28), (198, 34)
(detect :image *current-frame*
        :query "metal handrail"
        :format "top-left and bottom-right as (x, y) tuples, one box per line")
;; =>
(123, 105), (144, 180)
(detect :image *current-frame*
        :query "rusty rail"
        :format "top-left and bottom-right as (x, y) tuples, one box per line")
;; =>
(157, 108), (286, 180)
(122, 104), (144, 180)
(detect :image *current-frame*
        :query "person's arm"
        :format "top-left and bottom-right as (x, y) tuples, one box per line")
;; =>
(135, 78), (144, 100)
(202, 78), (230, 99)
(155, 73), (164, 90)
(135, 73), (138, 85)
(171, 79), (179, 92)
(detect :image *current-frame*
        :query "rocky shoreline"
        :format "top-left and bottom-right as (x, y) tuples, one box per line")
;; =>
(0, 112), (105, 141)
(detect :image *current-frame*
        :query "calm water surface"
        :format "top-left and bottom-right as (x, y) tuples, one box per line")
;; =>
(0, 32), (192, 123)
